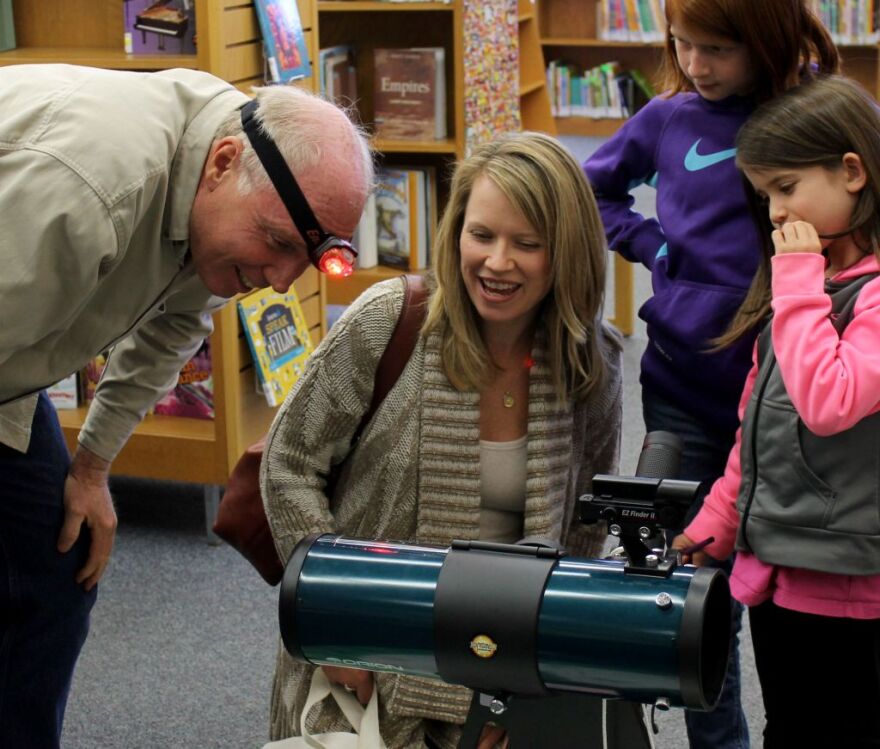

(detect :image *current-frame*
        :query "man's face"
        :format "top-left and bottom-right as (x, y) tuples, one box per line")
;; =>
(189, 137), (360, 298)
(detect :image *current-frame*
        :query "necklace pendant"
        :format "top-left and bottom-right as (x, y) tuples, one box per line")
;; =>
(503, 391), (515, 409)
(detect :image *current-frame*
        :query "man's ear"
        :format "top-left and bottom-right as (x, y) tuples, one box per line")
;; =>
(202, 136), (244, 191)
(843, 152), (867, 193)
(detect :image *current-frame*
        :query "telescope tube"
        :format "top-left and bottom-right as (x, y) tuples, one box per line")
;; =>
(280, 534), (731, 710)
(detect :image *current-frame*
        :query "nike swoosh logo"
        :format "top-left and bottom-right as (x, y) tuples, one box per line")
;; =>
(684, 139), (737, 171)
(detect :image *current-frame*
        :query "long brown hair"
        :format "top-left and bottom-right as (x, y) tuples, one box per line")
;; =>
(718, 75), (880, 346)
(661, 0), (838, 103)
(424, 131), (612, 403)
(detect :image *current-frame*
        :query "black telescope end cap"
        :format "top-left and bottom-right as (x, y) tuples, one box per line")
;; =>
(678, 566), (732, 711)
(279, 533), (329, 663)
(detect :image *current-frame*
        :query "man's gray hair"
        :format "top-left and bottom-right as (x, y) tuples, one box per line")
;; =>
(215, 84), (374, 196)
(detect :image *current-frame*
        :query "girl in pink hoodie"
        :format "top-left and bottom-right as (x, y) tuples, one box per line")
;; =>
(673, 75), (880, 747)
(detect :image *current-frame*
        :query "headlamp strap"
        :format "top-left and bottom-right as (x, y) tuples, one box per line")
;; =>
(240, 99), (326, 253)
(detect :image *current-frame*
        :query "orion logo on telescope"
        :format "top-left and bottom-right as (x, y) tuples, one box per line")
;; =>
(469, 634), (498, 659)
(324, 656), (405, 673)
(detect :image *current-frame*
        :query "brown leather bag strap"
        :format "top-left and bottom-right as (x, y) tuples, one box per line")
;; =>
(351, 273), (428, 444)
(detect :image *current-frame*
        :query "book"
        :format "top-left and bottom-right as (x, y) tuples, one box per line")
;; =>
(373, 47), (446, 140)
(153, 339), (214, 420)
(238, 286), (314, 408)
(253, 0), (311, 83)
(82, 352), (109, 403)
(0, 0), (15, 52)
(375, 167), (431, 271)
(353, 191), (378, 269)
(123, 0), (196, 55)
(47, 374), (80, 411)
(319, 45), (358, 108)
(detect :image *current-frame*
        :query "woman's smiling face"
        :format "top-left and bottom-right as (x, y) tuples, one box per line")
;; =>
(459, 174), (553, 331)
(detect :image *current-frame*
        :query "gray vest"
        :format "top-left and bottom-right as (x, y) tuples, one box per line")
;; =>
(735, 271), (880, 575)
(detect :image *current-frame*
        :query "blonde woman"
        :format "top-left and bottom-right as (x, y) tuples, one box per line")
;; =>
(262, 131), (631, 748)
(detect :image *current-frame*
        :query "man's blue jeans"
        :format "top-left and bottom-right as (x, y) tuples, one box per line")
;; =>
(642, 388), (749, 749)
(0, 392), (96, 748)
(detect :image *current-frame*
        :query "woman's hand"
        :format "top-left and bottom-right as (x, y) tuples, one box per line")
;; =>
(771, 221), (822, 256)
(321, 665), (374, 706)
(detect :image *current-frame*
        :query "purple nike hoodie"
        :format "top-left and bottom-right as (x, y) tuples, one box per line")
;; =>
(585, 92), (760, 433)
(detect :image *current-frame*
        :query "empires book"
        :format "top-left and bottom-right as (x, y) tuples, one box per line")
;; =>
(238, 286), (314, 407)
(373, 47), (446, 140)
(253, 0), (311, 83)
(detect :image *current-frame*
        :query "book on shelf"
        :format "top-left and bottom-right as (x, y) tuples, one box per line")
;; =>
(375, 166), (435, 271)
(253, 0), (312, 83)
(153, 339), (214, 420)
(373, 47), (447, 141)
(809, 0), (880, 43)
(617, 68), (655, 117)
(82, 352), (109, 403)
(0, 0), (15, 52)
(123, 0), (196, 55)
(238, 286), (314, 408)
(47, 374), (81, 411)
(319, 45), (358, 108)
(548, 59), (632, 119)
(598, 0), (665, 42)
(353, 191), (378, 269)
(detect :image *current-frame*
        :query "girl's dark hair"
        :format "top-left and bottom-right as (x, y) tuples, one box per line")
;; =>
(661, 0), (839, 103)
(718, 75), (880, 346)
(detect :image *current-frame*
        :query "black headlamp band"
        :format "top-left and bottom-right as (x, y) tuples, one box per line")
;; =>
(240, 99), (328, 254)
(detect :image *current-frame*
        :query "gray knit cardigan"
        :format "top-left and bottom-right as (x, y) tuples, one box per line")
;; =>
(261, 278), (623, 747)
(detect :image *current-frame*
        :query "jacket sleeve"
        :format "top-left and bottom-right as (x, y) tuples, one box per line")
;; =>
(770, 253), (880, 435)
(261, 281), (402, 563)
(685, 347), (759, 560)
(78, 276), (225, 461)
(583, 97), (669, 269)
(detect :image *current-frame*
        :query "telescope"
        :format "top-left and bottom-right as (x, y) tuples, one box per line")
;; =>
(277, 432), (732, 743)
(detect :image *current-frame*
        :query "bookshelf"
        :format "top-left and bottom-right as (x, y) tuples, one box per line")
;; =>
(314, 1), (464, 306)
(518, 0), (556, 133)
(0, 0), (325, 499)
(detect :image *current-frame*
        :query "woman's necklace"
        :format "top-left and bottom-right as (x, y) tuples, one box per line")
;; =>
(502, 356), (535, 409)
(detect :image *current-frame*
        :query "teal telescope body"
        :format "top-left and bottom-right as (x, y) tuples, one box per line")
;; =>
(280, 534), (731, 711)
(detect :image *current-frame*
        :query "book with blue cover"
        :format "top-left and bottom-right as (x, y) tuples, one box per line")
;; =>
(253, 0), (312, 83)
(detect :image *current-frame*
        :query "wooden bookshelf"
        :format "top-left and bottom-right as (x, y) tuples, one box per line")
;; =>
(519, 0), (556, 133)
(1, 0), (324, 493)
(312, 0), (465, 305)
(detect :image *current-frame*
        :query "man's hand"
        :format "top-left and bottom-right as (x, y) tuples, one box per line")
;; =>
(59, 445), (117, 591)
(771, 221), (822, 256)
(321, 665), (374, 706)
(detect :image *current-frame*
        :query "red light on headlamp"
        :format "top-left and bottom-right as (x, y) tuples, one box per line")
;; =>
(240, 99), (360, 278)
(317, 245), (356, 278)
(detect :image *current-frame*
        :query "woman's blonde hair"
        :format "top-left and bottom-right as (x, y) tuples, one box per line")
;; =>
(424, 131), (611, 402)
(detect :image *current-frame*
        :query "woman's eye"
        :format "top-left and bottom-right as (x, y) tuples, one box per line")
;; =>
(779, 184), (795, 195)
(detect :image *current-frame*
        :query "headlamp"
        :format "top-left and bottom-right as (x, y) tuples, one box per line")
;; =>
(240, 99), (357, 278)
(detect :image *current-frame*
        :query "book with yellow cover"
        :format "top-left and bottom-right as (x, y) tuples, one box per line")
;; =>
(238, 286), (314, 407)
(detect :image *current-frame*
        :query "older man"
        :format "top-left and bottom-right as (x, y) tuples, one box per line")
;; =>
(0, 63), (372, 746)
